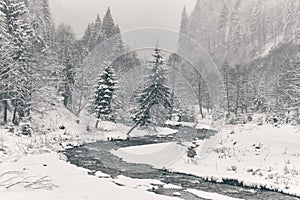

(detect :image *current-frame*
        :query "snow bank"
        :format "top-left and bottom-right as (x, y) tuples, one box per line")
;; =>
(163, 184), (182, 190)
(113, 142), (186, 168)
(95, 171), (110, 178)
(165, 120), (195, 128)
(0, 104), (182, 200)
(156, 127), (178, 136)
(0, 153), (181, 200)
(113, 175), (164, 191)
(114, 124), (300, 197)
(186, 189), (244, 200)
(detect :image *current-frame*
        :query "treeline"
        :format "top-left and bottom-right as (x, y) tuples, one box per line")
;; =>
(0, 0), (48, 125)
(0, 0), (139, 125)
(177, 0), (300, 120)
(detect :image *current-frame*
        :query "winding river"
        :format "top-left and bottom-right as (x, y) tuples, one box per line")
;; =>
(63, 127), (300, 200)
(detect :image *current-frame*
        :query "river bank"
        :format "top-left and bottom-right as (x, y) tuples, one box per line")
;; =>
(113, 124), (300, 198)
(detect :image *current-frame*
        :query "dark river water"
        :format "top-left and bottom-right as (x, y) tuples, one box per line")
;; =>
(63, 127), (300, 200)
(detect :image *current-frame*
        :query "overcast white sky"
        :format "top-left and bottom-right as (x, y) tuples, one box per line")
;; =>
(50, 0), (196, 38)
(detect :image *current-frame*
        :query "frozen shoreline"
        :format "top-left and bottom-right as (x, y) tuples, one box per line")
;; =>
(113, 124), (300, 198)
(1, 105), (300, 199)
(0, 107), (182, 200)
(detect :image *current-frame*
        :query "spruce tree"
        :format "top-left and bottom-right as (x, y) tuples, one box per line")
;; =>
(94, 62), (117, 128)
(188, 0), (212, 51)
(94, 14), (105, 45)
(229, 1), (242, 50)
(82, 14), (105, 51)
(24, 0), (54, 45)
(102, 7), (116, 39)
(128, 48), (171, 135)
(82, 23), (93, 50)
(90, 14), (104, 50)
(94, 14), (102, 31)
(218, 3), (229, 44)
(188, 0), (207, 42)
(0, 0), (36, 123)
(279, 54), (300, 113)
(178, 6), (189, 53)
(250, 0), (266, 54)
(167, 53), (181, 119)
(40, 0), (54, 43)
(114, 24), (124, 54)
(0, 0), (12, 123)
(54, 24), (76, 108)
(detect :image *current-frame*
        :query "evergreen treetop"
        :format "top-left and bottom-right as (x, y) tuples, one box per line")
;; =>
(102, 7), (116, 39)
(94, 62), (117, 123)
(132, 47), (171, 126)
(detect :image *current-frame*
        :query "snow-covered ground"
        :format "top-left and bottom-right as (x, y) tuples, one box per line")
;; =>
(0, 105), (181, 200)
(0, 119), (238, 200)
(114, 124), (300, 197)
(2, 103), (300, 199)
(186, 189), (243, 200)
(0, 153), (181, 200)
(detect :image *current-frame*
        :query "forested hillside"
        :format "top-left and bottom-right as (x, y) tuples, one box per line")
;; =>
(0, 0), (140, 128)
(178, 0), (300, 121)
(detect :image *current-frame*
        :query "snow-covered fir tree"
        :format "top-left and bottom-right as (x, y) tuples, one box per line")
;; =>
(188, 0), (209, 47)
(54, 24), (76, 108)
(167, 53), (180, 119)
(25, 0), (54, 45)
(249, 0), (266, 54)
(228, 0), (243, 59)
(178, 6), (189, 54)
(94, 62), (117, 128)
(131, 47), (171, 131)
(82, 23), (94, 51)
(82, 14), (104, 51)
(114, 24), (124, 54)
(0, 0), (40, 124)
(217, 3), (229, 45)
(279, 53), (300, 114)
(0, 0), (13, 123)
(102, 7), (116, 39)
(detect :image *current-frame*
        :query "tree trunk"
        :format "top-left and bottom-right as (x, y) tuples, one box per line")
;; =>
(225, 72), (230, 114)
(63, 96), (68, 107)
(64, 83), (70, 108)
(77, 87), (84, 116)
(77, 54), (85, 115)
(95, 120), (100, 129)
(197, 73), (204, 119)
(12, 106), (18, 125)
(169, 58), (176, 120)
(3, 100), (8, 124)
(126, 123), (139, 137)
(169, 92), (174, 120)
(235, 80), (240, 118)
(95, 112), (101, 128)
(274, 58), (279, 111)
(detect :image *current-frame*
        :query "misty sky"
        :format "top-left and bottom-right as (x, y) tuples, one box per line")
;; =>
(50, 0), (196, 38)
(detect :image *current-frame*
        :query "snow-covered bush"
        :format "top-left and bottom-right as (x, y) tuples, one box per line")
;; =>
(5, 123), (15, 133)
(86, 125), (91, 132)
(19, 123), (33, 136)
(256, 117), (264, 125)
(227, 165), (238, 172)
(180, 108), (195, 122)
